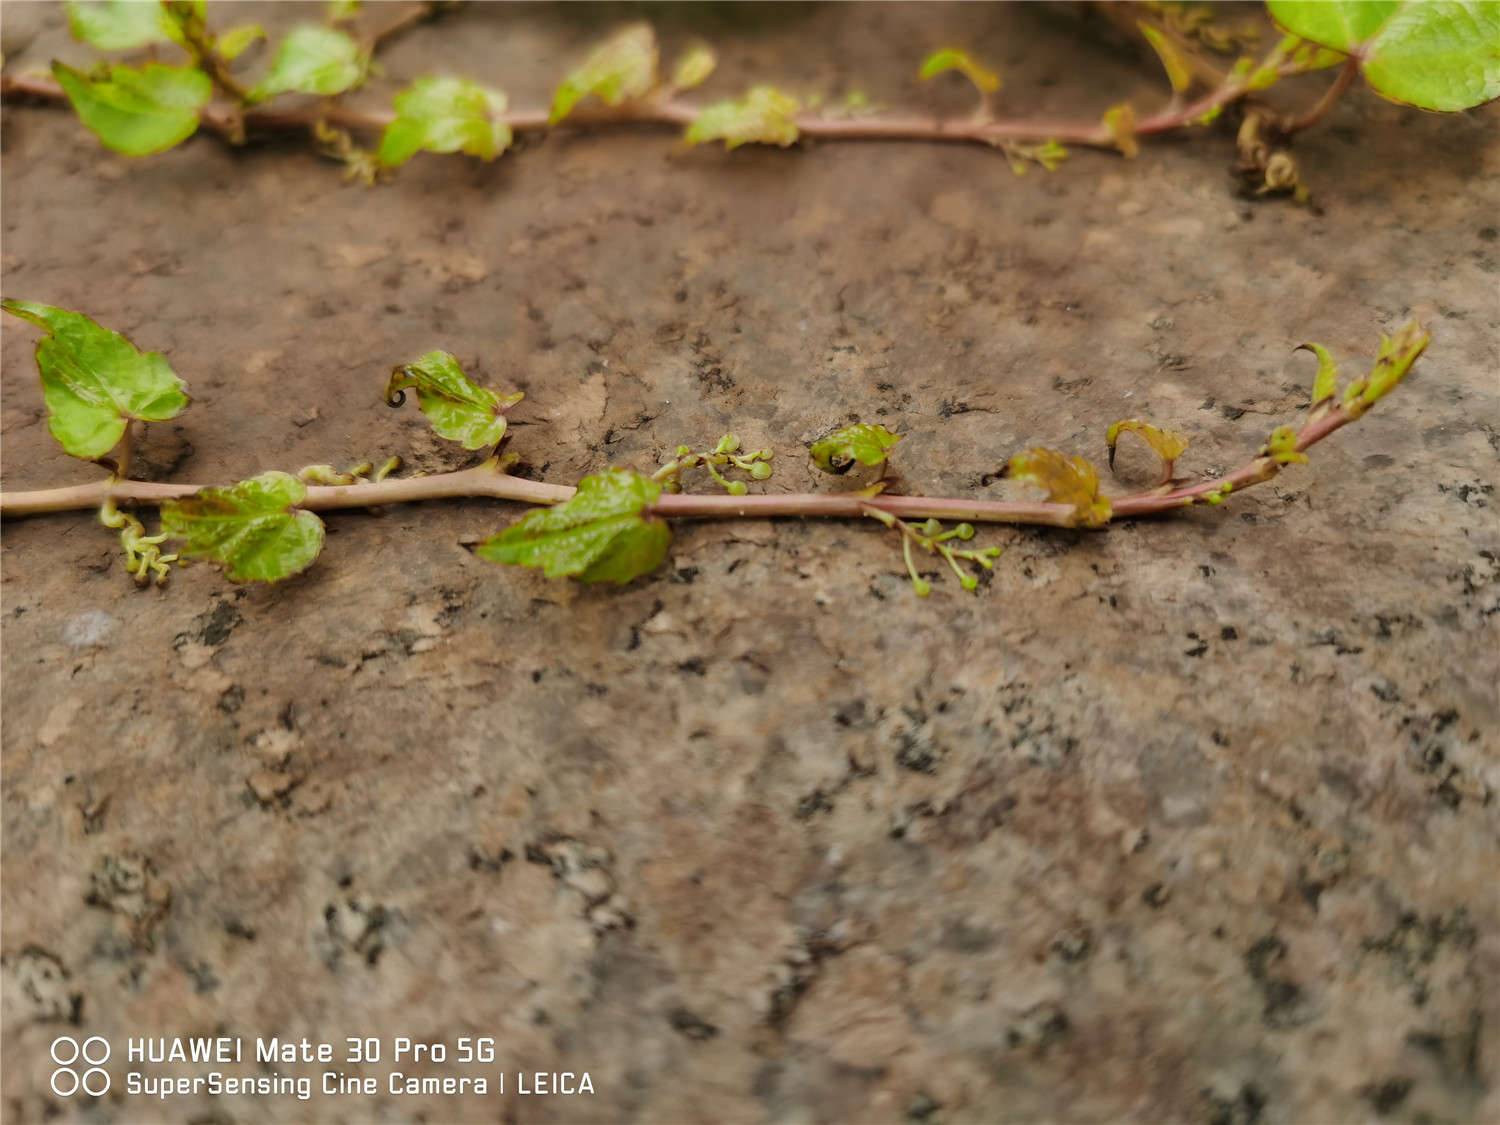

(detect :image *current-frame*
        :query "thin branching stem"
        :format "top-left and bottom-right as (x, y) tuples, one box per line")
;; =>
(0, 397), (1364, 529)
(1282, 56), (1360, 134)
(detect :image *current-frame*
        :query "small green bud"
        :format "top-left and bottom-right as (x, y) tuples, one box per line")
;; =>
(960, 574), (978, 592)
(750, 462), (772, 480)
(715, 433), (741, 454)
(727, 480), (748, 497)
(954, 523), (975, 540)
(912, 576), (932, 598)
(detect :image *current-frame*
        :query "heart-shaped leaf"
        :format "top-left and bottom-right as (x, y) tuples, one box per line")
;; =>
(161, 471), (325, 583)
(378, 77), (513, 167)
(385, 351), (522, 450)
(1267, 1), (1500, 111)
(476, 468), (670, 584)
(250, 25), (365, 102)
(52, 60), (210, 156)
(2, 298), (190, 460)
(550, 24), (658, 124)
(66, 0), (183, 50)
(809, 423), (902, 474)
(684, 86), (801, 149)
(1005, 448), (1112, 527)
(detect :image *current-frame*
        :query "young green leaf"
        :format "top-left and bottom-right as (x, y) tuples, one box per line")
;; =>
(1267, 1), (1500, 111)
(66, 0), (182, 50)
(1138, 23), (1194, 94)
(671, 45), (716, 91)
(1295, 341), (1340, 406)
(1105, 419), (1189, 481)
(1265, 425), (1308, 465)
(684, 86), (801, 149)
(1005, 448), (1112, 527)
(1342, 319), (1430, 417)
(549, 23), (658, 125)
(327, 0), (360, 22)
(1102, 103), (1139, 158)
(161, 471), (325, 583)
(52, 60), (210, 156)
(249, 25), (365, 102)
(378, 77), (512, 167)
(216, 23), (267, 62)
(918, 47), (1001, 94)
(809, 423), (902, 474)
(475, 468), (670, 584)
(385, 351), (523, 451)
(2, 298), (190, 461)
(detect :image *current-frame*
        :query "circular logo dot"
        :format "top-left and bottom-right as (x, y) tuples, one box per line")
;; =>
(50, 1068), (80, 1098)
(82, 1067), (111, 1096)
(81, 1036), (110, 1065)
(50, 1036), (80, 1066)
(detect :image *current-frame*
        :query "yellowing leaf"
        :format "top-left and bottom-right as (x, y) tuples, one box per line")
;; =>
(476, 468), (670, 584)
(52, 60), (210, 156)
(809, 423), (902, 474)
(549, 23), (658, 124)
(1103, 103), (1139, 158)
(1139, 23), (1194, 94)
(2, 298), (190, 461)
(250, 25), (365, 102)
(918, 47), (1001, 94)
(672, 45), (716, 91)
(1005, 448), (1112, 527)
(378, 76), (512, 167)
(385, 351), (523, 450)
(684, 86), (801, 149)
(161, 472), (325, 583)
(1105, 419), (1190, 481)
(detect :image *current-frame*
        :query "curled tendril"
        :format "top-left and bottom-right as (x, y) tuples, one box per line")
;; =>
(385, 369), (409, 409)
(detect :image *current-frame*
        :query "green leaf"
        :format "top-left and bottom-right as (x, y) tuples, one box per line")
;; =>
(2, 298), (190, 461)
(327, 0), (360, 22)
(66, 0), (181, 50)
(52, 60), (210, 156)
(918, 47), (1001, 93)
(378, 77), (512, 167)
(672, 45), (717, 91)
(809, 423), (902, 474)
(476, 468), (671, 584)
(385, 351), (523, 450)
(1295, 341), (1341, 405)
(1005, 448), (1112, 527)
(161, 471), (325, 583)
(1342, 319), (1430, 417)
(685, 86), (801, 149)
(216, 23), (267, 62)
(1265, 425), (1308, 464)
(1267, 1), (1500, 110)
(250, 25), (365, 102)
(1138, 23), (1194, 94)
(549, 23), (658, 124)
(1105, 419), (1189, 480)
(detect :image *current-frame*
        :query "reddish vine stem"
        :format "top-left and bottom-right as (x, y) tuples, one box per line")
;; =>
(1281, 56), (1360, 133)
(0, 399), (1362, 529)
(1, 55), (1316, 155)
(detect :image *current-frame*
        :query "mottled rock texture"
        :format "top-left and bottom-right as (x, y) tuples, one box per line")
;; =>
(2, 3), (1497, 1123)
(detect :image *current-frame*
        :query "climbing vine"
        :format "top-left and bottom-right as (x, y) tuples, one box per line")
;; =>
(0, 298), (1431, 597)
(1, 1), (1495, 197)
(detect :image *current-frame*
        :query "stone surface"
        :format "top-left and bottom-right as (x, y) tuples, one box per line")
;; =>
(2, 4), (1497, 1123)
